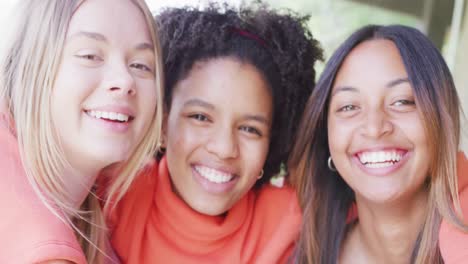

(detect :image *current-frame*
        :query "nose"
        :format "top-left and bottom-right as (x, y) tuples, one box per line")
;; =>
(360, 109), (393, 138)
(105, 61), (136, 96)
(205, 125), (239, 160)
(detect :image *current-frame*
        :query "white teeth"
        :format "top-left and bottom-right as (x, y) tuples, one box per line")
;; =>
(87, 110), (130, 122)
(378, 152), (385, 162)
(385, 152), (391, 161)
(365, 161), (394, 169)
(195, 165), (234, 184)
(358, 150), (403, 166)
(117, 113), (127, 121)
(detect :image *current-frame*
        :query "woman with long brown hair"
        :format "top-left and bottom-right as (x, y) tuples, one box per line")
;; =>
(290, 25), (468, 263)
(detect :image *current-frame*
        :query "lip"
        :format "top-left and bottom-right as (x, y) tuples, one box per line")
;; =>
(191, 164), (238, 194)
(352, 147), (411, 176)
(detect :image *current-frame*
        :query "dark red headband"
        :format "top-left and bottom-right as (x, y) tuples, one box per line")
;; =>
(228, 26), (267, 47)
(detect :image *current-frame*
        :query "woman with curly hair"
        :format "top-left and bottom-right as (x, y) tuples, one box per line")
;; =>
(106, 3), (322, 263)
(289, 25), (468, 264)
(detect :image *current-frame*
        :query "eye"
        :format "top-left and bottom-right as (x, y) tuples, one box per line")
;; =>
(188, 113), (209, 122)
(76, 54), (102, 61)
(239, 126), (262, 137)
(392, 99), (415, 106)
(130, 62), (152, 72)
(337, 104), (359, 112)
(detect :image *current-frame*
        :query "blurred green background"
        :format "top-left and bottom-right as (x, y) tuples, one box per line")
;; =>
(0, 0), (466, 152)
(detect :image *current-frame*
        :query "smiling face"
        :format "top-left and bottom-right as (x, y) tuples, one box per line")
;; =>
(327, 39), (430, 204)
(50, 0), (157, 174)
(165, 57), (273, 216)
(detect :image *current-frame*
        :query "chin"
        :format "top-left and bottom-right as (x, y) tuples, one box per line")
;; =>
(90, 148), (132, 167)
(361, 190), (402, 204)
(190, 201), (230, 216)
(199, 210), (224, 216)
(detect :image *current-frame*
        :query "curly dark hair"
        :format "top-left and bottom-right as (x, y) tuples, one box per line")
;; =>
(157, 3), (323, 186)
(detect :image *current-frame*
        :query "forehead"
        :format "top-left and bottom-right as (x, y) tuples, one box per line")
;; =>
(333, 39), (408, 89)
(67, 0), (151, 43)
(172, 58), (272, 111)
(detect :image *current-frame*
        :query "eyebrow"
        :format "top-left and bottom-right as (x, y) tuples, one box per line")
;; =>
(68, 31), (107, 42)
(183, 98), (271, 125)
(135, 42), (154, 52)
(386, 77), (410, 88)
(68, 31), (154, 51)
(183, 98), (215, 110)
(331, 86), (358, 97)
(332, 77), (410, 97)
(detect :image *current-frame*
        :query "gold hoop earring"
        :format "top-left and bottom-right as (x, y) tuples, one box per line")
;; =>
(257, 169), (264, 179)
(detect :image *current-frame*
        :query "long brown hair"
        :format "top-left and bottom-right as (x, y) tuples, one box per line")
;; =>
(289, 25), (467, 264)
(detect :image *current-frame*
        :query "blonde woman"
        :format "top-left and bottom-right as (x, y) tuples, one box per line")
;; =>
(0, 0), (163, 263)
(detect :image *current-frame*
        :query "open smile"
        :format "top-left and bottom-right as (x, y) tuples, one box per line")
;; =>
(353, 149), (410, 175)
(193, 165), (235, 184)
(85, 110), (134, 123)
(357, 149), (407, 168)
(83, 108), (136, 133)
(191, 164), (239, 194)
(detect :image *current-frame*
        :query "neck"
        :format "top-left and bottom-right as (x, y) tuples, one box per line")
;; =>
(61, 164), (102, 210)
(352, 188), (429, 263)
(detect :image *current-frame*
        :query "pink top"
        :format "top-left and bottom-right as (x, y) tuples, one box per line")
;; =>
(439, 151), (468, 263)
(0, 114), (87, 264)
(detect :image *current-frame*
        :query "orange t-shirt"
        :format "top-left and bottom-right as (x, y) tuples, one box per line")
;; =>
(109, 157), (301, 264)
(0, 115), (87, 264)
(439, 151), (468, 263)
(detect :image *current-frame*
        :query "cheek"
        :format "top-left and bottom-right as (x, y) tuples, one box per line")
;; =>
(408, 121), (428, 146)
(402, 120), (431, 172)
(233, 142), (268, 203)
(131, 81), (158, 143)
(166, 118), (200, 156)
(51, 67), (99, 123)
(137, 80), (158, 116)
(169, 132), (191, 154)
(242, 140), (269, 177)
(327, 117), (346, 156)
(50, 78), (79, 129)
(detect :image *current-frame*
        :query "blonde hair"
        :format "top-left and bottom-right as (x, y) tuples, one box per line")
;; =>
(0, 0), (163, 263)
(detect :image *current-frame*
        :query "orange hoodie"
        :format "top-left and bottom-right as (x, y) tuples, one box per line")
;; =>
(109, 157), (301, 264)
